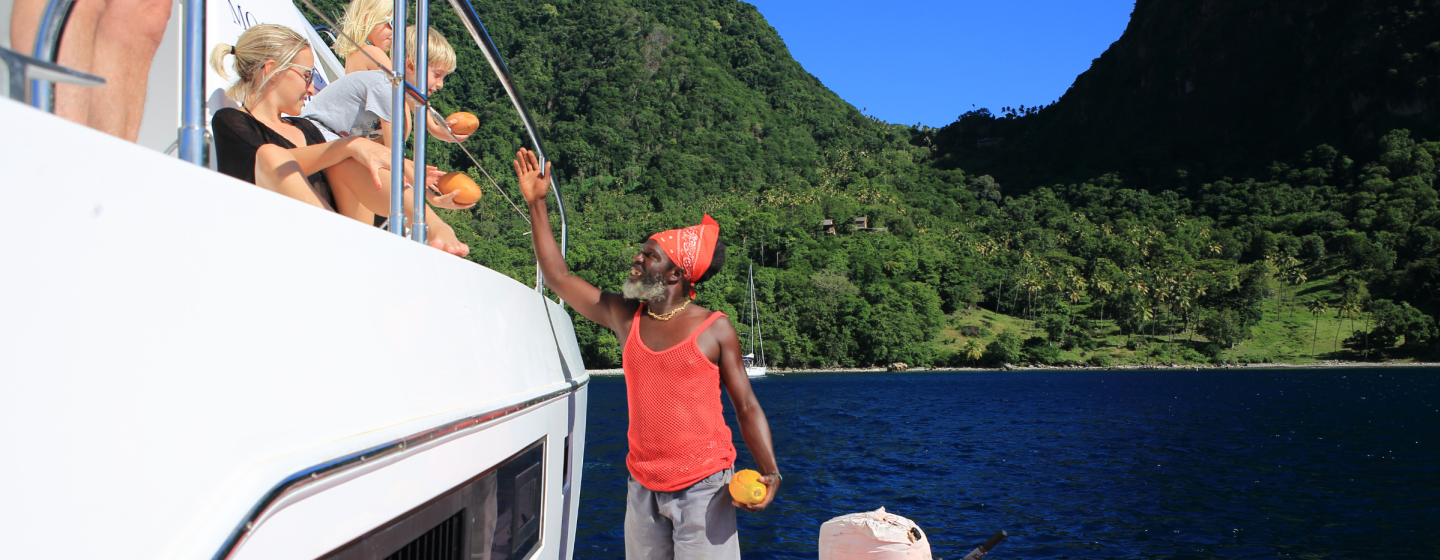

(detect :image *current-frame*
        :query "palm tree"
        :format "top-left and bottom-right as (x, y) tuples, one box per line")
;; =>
(962, 339), (983, 365)
(1337, 299), (1362, 356)
(1362, 300), (1373, 360)
(1093, 278), (1114, 336)
(1282, 267), (1307, 318)
(1305, 299), (1332, 359)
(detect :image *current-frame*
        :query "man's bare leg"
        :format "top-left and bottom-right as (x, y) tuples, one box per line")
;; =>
(10, 0), (46, 54)
(8, 0), (172, 141)
(10, 0), (103, 123)
(51, 0), (103, 125)
(85, 0), (171, 140)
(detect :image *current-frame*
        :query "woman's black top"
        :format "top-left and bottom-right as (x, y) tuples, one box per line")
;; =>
(212, 107), (338, 212)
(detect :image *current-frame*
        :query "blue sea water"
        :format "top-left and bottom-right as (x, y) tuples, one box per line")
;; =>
(574, 369), (1440, 559)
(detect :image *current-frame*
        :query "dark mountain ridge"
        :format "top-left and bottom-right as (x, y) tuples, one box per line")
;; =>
(933, 0), (1440, 191)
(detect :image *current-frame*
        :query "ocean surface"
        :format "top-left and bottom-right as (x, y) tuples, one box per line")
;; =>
(573, 369), (1440, 559)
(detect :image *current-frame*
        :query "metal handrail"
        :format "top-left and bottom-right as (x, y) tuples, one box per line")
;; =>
(411, 0), (430, 244)
(28, 0), (74, 111)
(444, 0), (570, 273)
(178, 0), (206, 165)
(387, 0), (408, 236)
(0, 44), (104, 102)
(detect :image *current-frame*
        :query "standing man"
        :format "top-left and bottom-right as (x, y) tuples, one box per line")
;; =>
(515, 148), (780, 559)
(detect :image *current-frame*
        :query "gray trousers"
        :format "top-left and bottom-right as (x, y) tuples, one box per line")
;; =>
(625, 467), (740, 560)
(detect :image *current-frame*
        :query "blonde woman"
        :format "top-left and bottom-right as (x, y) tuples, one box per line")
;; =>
(334, 0), (394, 74)
(209, 23), (469, 257)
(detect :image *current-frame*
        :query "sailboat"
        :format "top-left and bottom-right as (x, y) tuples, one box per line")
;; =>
(1, 0), (588, 558)
(743, 264), (768, 378)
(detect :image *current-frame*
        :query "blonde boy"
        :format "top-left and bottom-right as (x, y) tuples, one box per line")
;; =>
(302, 26), (473, 216)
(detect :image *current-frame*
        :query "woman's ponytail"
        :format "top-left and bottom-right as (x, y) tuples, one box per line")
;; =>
(209, 43), (234, 81)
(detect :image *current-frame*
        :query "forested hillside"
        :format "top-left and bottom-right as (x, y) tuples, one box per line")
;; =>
(934, 0), (1440, 190)
(300, 0), (1440, 368)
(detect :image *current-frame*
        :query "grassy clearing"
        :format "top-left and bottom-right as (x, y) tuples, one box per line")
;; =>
(930, 275), (1412, 366)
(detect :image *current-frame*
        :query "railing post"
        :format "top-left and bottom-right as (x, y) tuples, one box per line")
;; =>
(178, 0), (207, 165)
(410, 2), (429, 244)
(29, 0), (75, 111)
(387, 0), (408, 236)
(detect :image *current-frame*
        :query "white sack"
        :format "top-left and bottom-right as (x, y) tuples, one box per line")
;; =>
(818, 507), (933, 560)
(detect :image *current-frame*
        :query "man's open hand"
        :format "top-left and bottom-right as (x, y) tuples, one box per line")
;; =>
(513, 147), (551, 204)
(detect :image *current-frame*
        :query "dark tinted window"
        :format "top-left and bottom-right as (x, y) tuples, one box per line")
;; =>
(323, 440), (545, 560)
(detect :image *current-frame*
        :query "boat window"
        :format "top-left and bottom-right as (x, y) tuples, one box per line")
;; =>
(321, 440), (545, 560)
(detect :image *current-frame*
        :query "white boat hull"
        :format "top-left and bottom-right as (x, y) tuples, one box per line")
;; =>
(747, 366), (768, 378)
(0, 98), (587, 560)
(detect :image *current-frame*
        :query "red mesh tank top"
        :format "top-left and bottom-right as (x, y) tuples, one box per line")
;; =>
(623, 307), (737, 492)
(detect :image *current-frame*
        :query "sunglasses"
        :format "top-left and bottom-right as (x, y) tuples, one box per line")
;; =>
(282, 63), (317, 86)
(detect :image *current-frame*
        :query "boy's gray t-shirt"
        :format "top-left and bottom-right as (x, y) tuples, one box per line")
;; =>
(301, 70), (393, 141)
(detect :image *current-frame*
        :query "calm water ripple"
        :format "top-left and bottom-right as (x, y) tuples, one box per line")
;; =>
(575, 369), (1440, 559)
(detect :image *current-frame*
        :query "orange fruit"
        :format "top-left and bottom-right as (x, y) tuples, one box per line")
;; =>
(447, 111), (479, 135)
(437, 172), (481, 205)
(729, 469), (767, 505)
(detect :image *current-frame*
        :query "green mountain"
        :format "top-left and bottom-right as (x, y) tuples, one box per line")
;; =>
(299, 0), (1440, 368)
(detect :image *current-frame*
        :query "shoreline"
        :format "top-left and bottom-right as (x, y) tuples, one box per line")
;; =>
(586, 361), (1440, 376)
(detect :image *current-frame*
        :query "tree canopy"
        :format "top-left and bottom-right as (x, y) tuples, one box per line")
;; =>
(298, 0), (1440, 367)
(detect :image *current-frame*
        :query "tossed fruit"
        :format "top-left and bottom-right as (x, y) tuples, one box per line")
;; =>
(729, 469), (767, 505)
(436, 172), (481, 205)
(446, 111), (479, 135)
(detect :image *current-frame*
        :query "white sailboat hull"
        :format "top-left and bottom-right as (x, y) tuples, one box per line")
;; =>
(746, 366), (768, 378)
(0, 98), (587, 560)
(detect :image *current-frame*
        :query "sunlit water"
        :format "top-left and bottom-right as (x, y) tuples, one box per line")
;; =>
(575, 369), (1440, 559)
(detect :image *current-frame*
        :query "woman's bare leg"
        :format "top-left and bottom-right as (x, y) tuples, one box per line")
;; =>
(253, 144), (326, 209)
(325, 158), (470, 256)
(327, 168), (378, 224)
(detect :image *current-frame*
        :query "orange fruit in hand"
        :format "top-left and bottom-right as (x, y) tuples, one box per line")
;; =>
(436, 172), (481, 205)
(447, 111), (479, 135)
(729, 469), (767, 505)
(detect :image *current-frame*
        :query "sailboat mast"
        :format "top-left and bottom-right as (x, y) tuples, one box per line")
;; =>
(751, 266), (764, 367)
(746, 265), (755, 355)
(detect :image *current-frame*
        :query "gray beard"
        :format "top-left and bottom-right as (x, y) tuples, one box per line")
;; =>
(622, 271), (666, 301)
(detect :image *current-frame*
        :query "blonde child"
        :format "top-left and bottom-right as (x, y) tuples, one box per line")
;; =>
(303, 25), (475, 220)
(334, 0), (394, 74)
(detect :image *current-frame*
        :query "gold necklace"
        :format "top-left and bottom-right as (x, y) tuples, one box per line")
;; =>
(646, 300), (690, 321)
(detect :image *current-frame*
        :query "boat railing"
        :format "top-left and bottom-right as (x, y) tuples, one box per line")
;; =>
(20, 0), (568, 280)
(444, 0), (569, 273)
(0, 44), (103, 102)
(179, 0), (205, 165)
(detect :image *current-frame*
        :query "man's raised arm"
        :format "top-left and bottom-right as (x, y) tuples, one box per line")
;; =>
(514, 148), (629, 331)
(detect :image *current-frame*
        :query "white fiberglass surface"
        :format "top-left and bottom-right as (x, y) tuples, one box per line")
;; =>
(233, 399), (564, 560)
(0, 99), (585, 560)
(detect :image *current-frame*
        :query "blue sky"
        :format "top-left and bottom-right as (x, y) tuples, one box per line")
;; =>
(744, 0), (1136, 128)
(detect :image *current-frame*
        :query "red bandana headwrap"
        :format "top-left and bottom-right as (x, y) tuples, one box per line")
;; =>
(649, 215), (720, 299)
